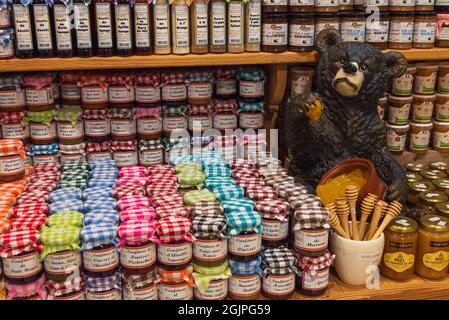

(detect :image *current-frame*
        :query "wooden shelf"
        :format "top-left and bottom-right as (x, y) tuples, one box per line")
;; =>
(2, 48), (449, 72)
(393, 150), (449, 166)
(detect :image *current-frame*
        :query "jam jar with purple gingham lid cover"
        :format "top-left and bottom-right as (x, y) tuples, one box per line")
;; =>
(213, 99), (238, 132)
(135, 71), (161, 107)
(85, 271), (122, 300)
(161, 71), (187, 103)
(108, 73), (135, 108)
(78, 73), (109, 109)
(0, 74), (26, 112)
(136, 107), (162, 140)
(23, 73), (55, 112)
(108, 107), (136, 141)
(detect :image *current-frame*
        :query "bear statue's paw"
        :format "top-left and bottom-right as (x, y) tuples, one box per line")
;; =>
(297, 93), (324, 121)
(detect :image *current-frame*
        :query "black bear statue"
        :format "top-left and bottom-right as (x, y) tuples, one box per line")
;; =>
(284, 28), (409, 203)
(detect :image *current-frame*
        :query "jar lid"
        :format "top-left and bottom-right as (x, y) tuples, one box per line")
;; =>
(415, 11), (437, 17)
(288, 13), (315, 19)
(387, 93), (413, 101)
(418, 190), (449, 203)
(390, 11), (416, 17)
(387, 216), (418, 233)
(386, 123), (410, 130)
(420, 169), (448, 180)
(436, 202), (449, 216)
(413, 93), (436, 100)
(429, 161), (449, 171)
(409, 121), (433, 129)
(419, 214), (449, 232)
(338, 11), (365, 18)
(432, 178), (449, 190)
(406, 172), (423, 183)
(405, 162), (427, 172)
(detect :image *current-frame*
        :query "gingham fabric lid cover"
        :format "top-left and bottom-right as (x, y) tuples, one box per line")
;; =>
(80, 223), (118, 251)
(117, 220), (158, 246)
(119, 207), (156, 223)
(0, 228), (42, 258)
(183, 189), (217, 206)
(226, 211), (262, 235)
(261, 247), (297, 277)
(221, 198), (254, 213)
(39, 225), (81, 259)
(228, 257), (262, 275)
(192, 214), (227, 239)
(83, 210), (120, 226)
(46, 211), (84, 227)
(156, 216), (194, 243)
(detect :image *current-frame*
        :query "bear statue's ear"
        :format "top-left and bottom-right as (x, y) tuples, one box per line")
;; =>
(315, 29), (342, 53)
(383, 51), (408, 78)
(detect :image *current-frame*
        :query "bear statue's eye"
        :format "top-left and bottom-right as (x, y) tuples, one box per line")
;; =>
(360, 64), (368, 71)
(339, 57), (347, 64)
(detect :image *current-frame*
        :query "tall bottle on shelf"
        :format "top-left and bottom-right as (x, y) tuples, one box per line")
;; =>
(12, 0), (35, 58)
(245, 0), (261, 52)
(94, 0), (114, 56)
(115, 0), (133, 56)
(171, 0), (190, 54)
(209, 0), (226, 53)
(134, 0), (153, 55)
(74, 0), (94, 56)
(32, 0), (54, 57)
(153, 0), (171, 54)
(53, 0), (75, 57)
(191, 0), (208, 54)
(227, 0), (244, 53)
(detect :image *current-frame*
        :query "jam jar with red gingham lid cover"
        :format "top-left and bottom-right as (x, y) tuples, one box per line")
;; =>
(213, 99), (238, 132)
(108, 108), (136, 141)
(255, 198), (290, 248)
(136, 107), (162, 140)
(0, 74), (26, 112)
(83, 109), (111, 142)
(86, 140), (112, 162)
(296, 251), (334, 296)
(188, 103), (214, 132)
(135, 71), (161, 107)
(23, 73), (55, 112)
(161, 71), (187, 103)
(215, 68), (238, 100)
(108, 73), (135, 108)
(0, 111), (30, 144)
(46, 276), (85, 300)
(111, 140), (138, 168)
(78, 73), (109, 109)
(59, 72), (82, 106)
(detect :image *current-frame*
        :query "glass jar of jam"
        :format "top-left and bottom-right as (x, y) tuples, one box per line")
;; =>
(388, 12), (415, 50)
(153, 0), (171, 54)
(409, 122), (433, 154)
(186, 71), (214, 105)
(79, 74), (109, 109)
(94, 0), (114, 56)
(12, 0), (35, 58)
(288, 13), (315, 52)
(415, 215), (449, 279)
(215, 69), (237, 99)
(158, 265), (194, 300)
(288, 0), (314, 12)
(83, 244), (120, 277)
(262, 0), (287, 13)
(24, 74), (55, 112)
(109, 108), (136, 141)
(290, 67), (314, 96)
(30, 121), (58, 145)
(111, 139), (138, 167)
(228, 231), (262, 261)
(261, 247), (295, 299)
(171, 0), (190, 55)
(108, 73), (135, 108)
(0, 3), (11, 29)
(411, 94), (436, 123)
(120, 241), (157, 276)
(194, 278), (228, 300)
(53, 0), (75, 57)
(245, 0), (262, 52)
(314, 13), (340, 40)
(418, 190), (449, 213)
(296, 252), (332, 296)
(209, 0), (226, 53)
(380, 216), (418, 281)
(294, 227), (329, 257)
(228, 270), (261, 299)
(339, 11), (365, 42)
(157, 240), (193, 270)
(73, 0), (94, 57)
(261, 14), (288, 53)
(136, 108), (162, 140)
(55, 109), (84, 145)
(365, 12), (390, 50)
(60, 72), (82, 106)
(191, 0), (209, 54)
(44, 250), (82, 282)
(134, 0), (153, 55)
(413, 11), (436, 49)
(0, 75), (26, 112)
(135, 72), (161, 107)
(122, 272), (158, 300)
(2, 250), (43, 285)
(227, 0), (244, 53)
(115, 0), (133, 56)
(32, 0), (54, 57)
(391, 65), (416, 97)
(414, 62), (439, 95)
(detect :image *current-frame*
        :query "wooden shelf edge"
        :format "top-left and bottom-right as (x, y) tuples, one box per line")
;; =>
(2, 48), (449, 72)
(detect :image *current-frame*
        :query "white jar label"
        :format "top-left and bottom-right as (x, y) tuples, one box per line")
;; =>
(193, 239), (227, 262)
(247, 1), (261, 44)
(55, 291), (86, 300)
(61, 84), (81, 102)
(86, 290), (121, 300)
(294, 229), (328, 252)
(194, 279), (228, 300)
(340, 21), (365, 42)
(162, 84), (187, 101)
(416, 0), (434, 4)
(211, 2), (226, 46)
(33, 4), (53, 51)
(44, 250), (82, 275)
(139, 148), (163, 166)
(123, 283), (158, 300)
(120, 243), (156, 269)
(410, 129), (431, 151)
(82, 87), (108, 104)
(436, 102), (449, 121)
(239, 80), (264, 98)
(216, 79), (237, 96)
(194, 2), (208, 46)
(0, 154), (24, 176)
(162, 116), (188, 133)
(158, 283), (193, 300)
(289, 0), (314, 5)
(262, 219), (289, 241)
(315, 22), (339, 38)
(154, 4), (170, 48)
(239, 113), (264, 129)
(157, 242), (192, 265)
(229, 274), (261, 298)
(189, 115), (213, 131)
(439, 74), (449, 94)
(365, 21), (389, 43)
(174, 4), (189, 48)
(57, 121), (84, 140)
(188, 83), (213, 100)
(30, 122), (57, 141)
(109, 86), (135, 104)
(315, 0), (338, 5)
(0, 89), (26, 108)
(437, 21), (449, 41)
(134, 3), (151, 48)
(2, 123), (29, 140)
(389, 21), (413, 43)
(213, 114), (238, 130)
(301, 268), (329, 291)
(83, 246), (119, 272)
(263, 0), (288, 5)
(292, 74), (313, 96)
(96, 3), (113, 48)
(390, 0), (414, 5)
(262, 22), (288, 46)
(3, 251), (42, 279)
(87, 151), (112, 162)
(33, 154), (58, 165)
(26, 87), (54, 106)
(111, 119), (136, 136)
(60, 153), (85, 164)
(13, 4), (34, 50)
(228, 2), (244, 45)
(74, 3), (93, 49)
(413, 101), (434, 122)
(413, 22), (435, 44)
(228, 233), (261, 256)
(387, 129), (407, 152)
(115, 4), (132, 49)
(136, 86), (161, 104)
(415, 73), (437, 94)
(263, 273), (295, 296)
(289, 24), (314, 47)
(113, 150), (138, 167)
(84, 119), (110, 137)
(137, 117), (162, 135)
(392, 74), (414, 96)
(434, 130), (449, 149)
(54, 4), (73, 51)
(0, 6), (10, 28)
(388, 103), (411, 124)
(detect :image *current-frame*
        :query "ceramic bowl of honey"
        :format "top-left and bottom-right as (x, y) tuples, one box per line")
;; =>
(317, 158), (387, 207)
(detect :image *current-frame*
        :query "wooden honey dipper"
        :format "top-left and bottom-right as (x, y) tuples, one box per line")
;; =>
(370, 201), (403, 240)
(363, 200), (388, 241)
(345, 185), (361, 240)
(325, 203), (350, 239)
(358, 193), (378, 239)
(335, 198), (350, 239)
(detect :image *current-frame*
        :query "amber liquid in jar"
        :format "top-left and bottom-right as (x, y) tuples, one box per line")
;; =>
(134, 0), (153, 55)
(32, 0), (54, 57)
(73, 0), (94, 57)
(12, 0), (35, 58)
(115, 0), (133, 56)
(94, 0), (115, 56)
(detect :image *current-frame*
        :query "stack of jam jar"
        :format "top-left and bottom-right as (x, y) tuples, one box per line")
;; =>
(385, 62), (449, 155)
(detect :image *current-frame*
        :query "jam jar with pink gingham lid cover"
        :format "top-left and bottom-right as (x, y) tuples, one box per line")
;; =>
(111, 140), (139, 168)
(213, 99), (238, 132)
(0, 111), (30, 143)
(108, 73), (135, 108)
(108, 108), (137, 141)
(135, 71), (161, 107)
(78, 73), (109, 109)
(0, 74), (26, 112)
(215, 68), (238, 100)
(59, 71), (83, 106)
(5, 274), (47, 300)
(188, 103), (214, 132)
(161, 71), (187, 103)
(23, 73), (55, 112)
(136, 107), (162, 140)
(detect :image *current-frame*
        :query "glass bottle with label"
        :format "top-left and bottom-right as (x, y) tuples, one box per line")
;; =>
(209, 0), (226, 53)
(94, 0), (114, 56)
(171, 0), (190, 54)
(115, 0), (133, 56)
(134, 0), (153, 55)
(153, 0), (171, 54)
(53, 0), (75, 57)
(245, 0), (261, 52)
(32, 0), (54, 57)
(191, 0), (208, 54)
(227, 0), (244, 53)
(74, 0), (94, 57)
(12, 0), (35, 58)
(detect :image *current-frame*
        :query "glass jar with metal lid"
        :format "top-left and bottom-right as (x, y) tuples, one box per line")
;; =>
(406, 171), (423, 183)
(380, 216), (418, 281)
(415, 214), (449, 279)
(418, 190), (449, 213)
(432, 178), (449, 192)
(419, 169), (448, 180)
(435, 201), (449, 218)
(408, 180), (435, 204)
(405, 162), (428, 172)
(429, 161), (449, 171)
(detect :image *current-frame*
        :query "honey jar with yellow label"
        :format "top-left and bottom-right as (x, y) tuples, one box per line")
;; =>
(406, 171), (423, 184)
(419, 169), (448, 180)
(380, 217), (418, 281)
(408, 180), (435, 205)
(415, 215), (449, 279)
(418, 190), (449, 214)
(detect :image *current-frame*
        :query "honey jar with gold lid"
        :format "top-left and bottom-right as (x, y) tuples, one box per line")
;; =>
(435, 202), (449, 219)
(419, 169), (448, 180)
(429, 161), (449, 171)
(432, 178), (449, 192)
(406, 171), (423, 183)
(417, 190), (448, 214)
(415, 215), (449, 279)
(405, 162), (428, 172)
(408, 180), (435, 204)
(380, 216), (418, 281)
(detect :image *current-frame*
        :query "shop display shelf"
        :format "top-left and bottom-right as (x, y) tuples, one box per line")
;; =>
(394, 150), (449, 166)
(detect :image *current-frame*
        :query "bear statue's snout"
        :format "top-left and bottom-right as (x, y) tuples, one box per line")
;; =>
(342, 62), (357, 75)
